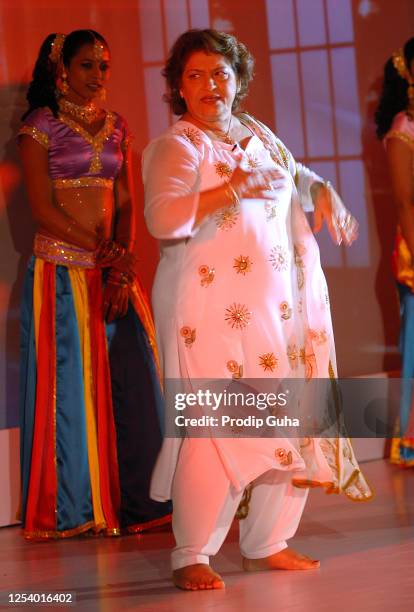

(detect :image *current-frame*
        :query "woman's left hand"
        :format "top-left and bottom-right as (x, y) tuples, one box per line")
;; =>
(103, 282), (129, 323)
(311, 182), (358, 246)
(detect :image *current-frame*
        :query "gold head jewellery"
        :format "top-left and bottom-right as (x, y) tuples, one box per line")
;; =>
(93, 39), (105, 61)
(92, 37), (107, 100)
(392, 48), (414, 107)
(49, 33), (66, 64)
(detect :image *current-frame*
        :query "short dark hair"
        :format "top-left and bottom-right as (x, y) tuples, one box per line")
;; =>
(163, 28), (254, 115)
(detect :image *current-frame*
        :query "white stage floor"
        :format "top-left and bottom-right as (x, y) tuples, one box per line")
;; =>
(0, 459), (413, 611)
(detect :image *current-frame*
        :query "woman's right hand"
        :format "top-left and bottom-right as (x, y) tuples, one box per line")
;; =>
(229, 165), (282, 200)
(96, 239), (138, 276)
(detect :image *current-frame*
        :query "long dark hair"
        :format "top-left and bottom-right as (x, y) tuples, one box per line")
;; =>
(22, 29), (108, 119)
(375, 38), (414, 139)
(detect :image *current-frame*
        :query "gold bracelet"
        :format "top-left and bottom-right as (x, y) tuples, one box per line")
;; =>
(225, 182), (240, 207)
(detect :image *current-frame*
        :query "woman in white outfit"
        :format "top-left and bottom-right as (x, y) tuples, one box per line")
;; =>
(142, 29), (372, 590)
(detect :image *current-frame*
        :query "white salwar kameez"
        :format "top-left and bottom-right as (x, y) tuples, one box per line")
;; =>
(143, 115), (372, 568)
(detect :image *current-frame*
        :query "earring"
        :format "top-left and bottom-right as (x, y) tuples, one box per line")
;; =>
(179, 89), (184, 98)
(57, 70), (69, 95)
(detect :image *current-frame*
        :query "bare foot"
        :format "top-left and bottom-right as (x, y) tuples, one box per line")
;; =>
(173, 563), (225, 591)
(242, 547), (320, 572)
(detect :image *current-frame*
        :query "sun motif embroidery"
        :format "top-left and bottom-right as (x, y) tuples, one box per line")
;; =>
(269, 246), (288, 272)
(227, 360), (244, 379)
(177, 127), (201, 147)
(198, 264), (215, 287)
(180, 326), (196, 347)
(246, 154), (260, 169)
(215, 205), (239, 230)
(225, 303), (251, 330)
(214, 161), (233, 179)
(264, 202), (277, 221)
(259, 352), (278, 372)
(280, 301), (292, 320)
(233, 255), (253, 275)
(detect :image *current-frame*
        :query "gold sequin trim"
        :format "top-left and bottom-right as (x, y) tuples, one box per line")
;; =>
(225, 303), (251, 330)
(259, 352), (278, 372)
(276, 142), (290, 169)
(53, 177), (114, 189)
(227, 360), (243, 379)
(33, 233), (96, 269)
(18, 125), (49, 149)
(385, 130), (414, 149)
(180, 326), (196, 347)
(58, 111), (116, 174)
(233, 255), (253, 275)
(215, 205), (239, 230)
(214, 160), (233, 179)
(275, 448), (293, 466)
(269, 245), (288, 271)
(237, 113), (290, 170)
(280, 301), (292, 320)
(198, 264), (215, 287)
(23, 520), (116, 540)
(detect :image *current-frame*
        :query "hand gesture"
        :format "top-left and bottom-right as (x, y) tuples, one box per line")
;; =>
(312, 182), (358, 246)
(230, 165), (283, 201)
(103, 282), (129, 323)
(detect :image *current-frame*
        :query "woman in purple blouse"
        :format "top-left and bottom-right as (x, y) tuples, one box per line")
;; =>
(18, 29), (171, 539)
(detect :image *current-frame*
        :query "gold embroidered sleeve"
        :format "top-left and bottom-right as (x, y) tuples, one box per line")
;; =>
(384, 130), (414, 150)
(18, 125), (49, 150)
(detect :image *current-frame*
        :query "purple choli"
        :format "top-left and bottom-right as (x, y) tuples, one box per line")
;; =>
(19, 107), (131, 181)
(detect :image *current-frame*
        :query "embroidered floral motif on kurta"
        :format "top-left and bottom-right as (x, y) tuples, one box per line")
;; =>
(233, 255), (253, 275)
(225, 303), (251, 330)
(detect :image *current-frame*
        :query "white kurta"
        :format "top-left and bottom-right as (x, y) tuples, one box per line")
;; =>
(143, 116), (372, 503)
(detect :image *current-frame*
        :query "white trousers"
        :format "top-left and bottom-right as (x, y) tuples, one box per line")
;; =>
(171, 439), (309, 570)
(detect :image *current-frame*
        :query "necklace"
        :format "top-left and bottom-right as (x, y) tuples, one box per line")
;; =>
(58, 98), (100, 125)
(207, 116), (235, 145)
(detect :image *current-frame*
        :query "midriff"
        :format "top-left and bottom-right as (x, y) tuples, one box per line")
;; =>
(40, 185), (115, 240)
